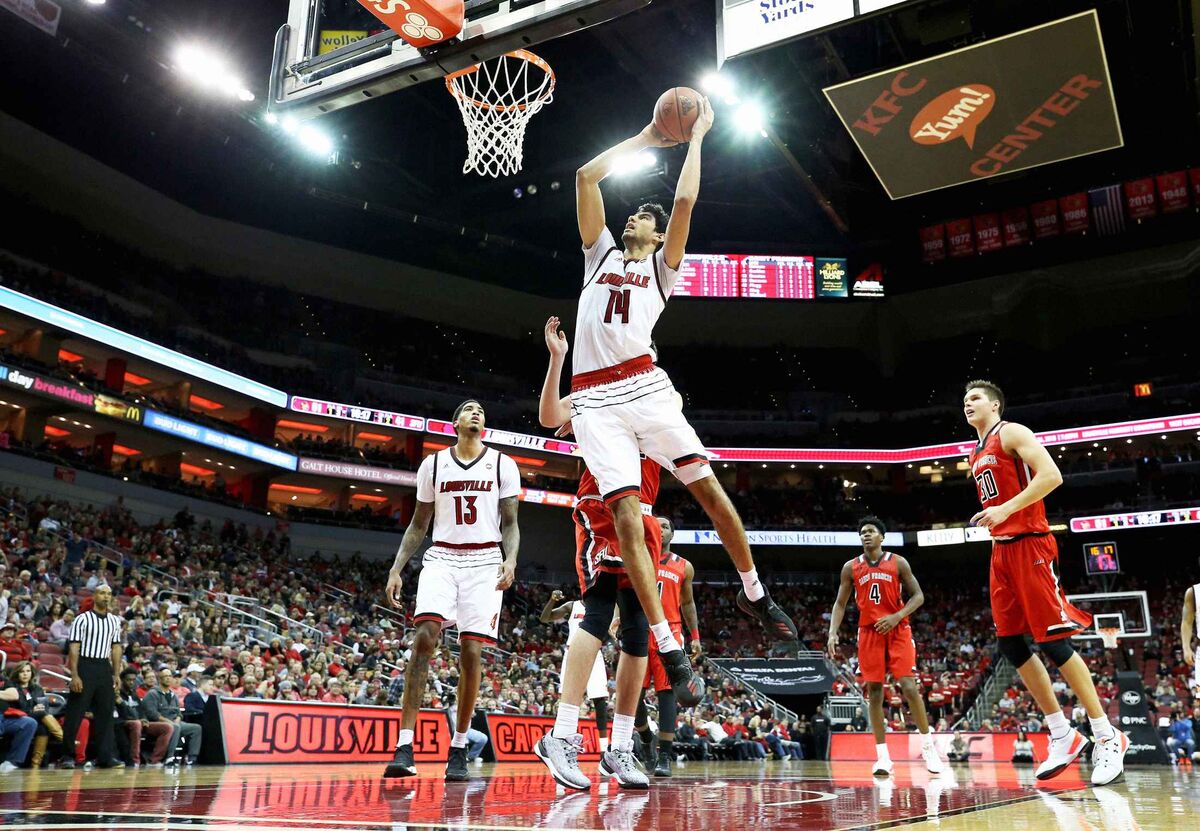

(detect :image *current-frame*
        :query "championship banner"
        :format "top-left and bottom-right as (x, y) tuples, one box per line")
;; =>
(823, 12), (1122, 199)
(832, 731), (1050, 762)
(1059, 192), (1089, 233)
(1123, 177), (1157, 220)
(1115, 671), (1171, 764)
(217, 698), (449, 764)
(946, 219), (975, 257)
(707, 658), (834, 696)
(1001, 207), (1030, 247)
(1030, 198), (1061, 239)
(1156, 171), (1190, 214)
(485, 713), (603, 762)
(918, 224), (946, 262)
(972, 213), (1003, 253)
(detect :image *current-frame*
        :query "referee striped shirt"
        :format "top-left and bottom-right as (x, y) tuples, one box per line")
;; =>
(69, 610), (123, 660)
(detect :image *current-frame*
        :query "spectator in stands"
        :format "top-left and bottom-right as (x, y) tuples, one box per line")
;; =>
(849, 706), (868, 733)
(811, 705), (830, 760)
(4, 660), (86, 768)
(183, 664), (204, 692)
(49, 610), (74, 651)
(1169, 712), (1196, 762)
(674, 715), (708, 760)
(115, 669), (168, 768)
(183, 677), (214, 719)
(0, 673), (38, 771)
(141, 668), (201, 766)
(947, 731), (969, 762)
(0, 620), (33, 664)
(1011, 729), (1035, 764)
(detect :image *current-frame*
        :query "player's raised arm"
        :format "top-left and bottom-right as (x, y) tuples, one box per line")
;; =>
(1183, 586), (1196, 667)
(661, 98), (714, 271)
(539, 316), (572, 428)
(577, 124), (676, 248)
(972, 423), (1063, 529)
(540, 589), (572, 623)
(827, 560), (854, 658)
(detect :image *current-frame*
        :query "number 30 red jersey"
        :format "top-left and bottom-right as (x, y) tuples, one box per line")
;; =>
(968, 421), (1050, 539)
(852, 552), (904, 628)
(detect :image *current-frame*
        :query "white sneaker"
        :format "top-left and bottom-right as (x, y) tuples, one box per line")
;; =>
(872, 756), (894, 776)
(1036, 728), (1087, 780)
(1089, 728), (1129, 786)
(0, 761), (18, 773)
(921, 741), (945, 774)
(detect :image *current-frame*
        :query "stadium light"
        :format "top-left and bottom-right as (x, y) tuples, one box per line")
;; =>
(701, 71), (738, 105)
(280, 115), (299, 135)
(297, 125), (334, 156)
(735, 102), (767, 138)
(172, 44), (255, 103)
(263, 112), (279, 125)
(612, 150), (658, 177)
(85, 0), (106, 5)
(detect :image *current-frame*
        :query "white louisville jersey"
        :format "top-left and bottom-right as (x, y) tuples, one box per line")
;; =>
(567, 600), (586, 640)
(1195, 583), (1200, 639)
(417, 446), (521, 553)
(574, 226), (682, 375)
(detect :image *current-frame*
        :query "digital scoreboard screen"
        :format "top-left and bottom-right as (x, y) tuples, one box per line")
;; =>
(672, 254), (741, 298)
(1083, 541), (1120, 575)
(673, 254), (872, 300)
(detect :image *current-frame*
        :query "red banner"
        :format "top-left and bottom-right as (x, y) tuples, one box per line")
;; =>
(1030, 198), (1060, 239)
(919, 224), (946, 263)
(1059, 192), (1089, 234)
(218, 698), (449, 764)
(1001, 207), (1030, 247)
(1191, 169), (1200, 203)
(946, 219), (975, 257)
(1156, 171), (1190, 214)
(973, 213), (1003, 253)
(831, 731), (1051, 762)
(1124, 177), (1157, 220)
(485, 713), (602, 762)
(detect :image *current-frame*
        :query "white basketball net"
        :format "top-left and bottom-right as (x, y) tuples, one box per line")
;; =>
(446, 50), (555, 178)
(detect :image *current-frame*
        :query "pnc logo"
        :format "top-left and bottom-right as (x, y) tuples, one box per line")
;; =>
(909, 84), (996, 149)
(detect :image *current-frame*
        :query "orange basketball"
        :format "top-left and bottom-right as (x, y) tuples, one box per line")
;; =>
(653, 87), (703, 144)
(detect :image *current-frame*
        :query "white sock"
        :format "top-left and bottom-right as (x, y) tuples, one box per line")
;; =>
(919, 730), (934, 746)
(451, 731), (469, 748)
(397, 728), (414, 749)
(650, 621), (682, 654)
(598, 736), (609, 751)
(1045, 710), (1070, 740)
(612, 714), (636, 752)
(876, 743), (890, 760)
(553, 703), (580, 739)
(1089, 715), (1115, 741)
(739, 569), (765, 602)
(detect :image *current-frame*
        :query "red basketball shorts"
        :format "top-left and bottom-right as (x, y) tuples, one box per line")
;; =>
(643, 623), (684, 692)
(989, 533), (1092, 643)
(573, 498), (662, 595)
(856, 622), (916, 684)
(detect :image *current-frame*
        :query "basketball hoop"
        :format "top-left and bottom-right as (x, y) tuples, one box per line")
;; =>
(445, 49), (555, 178)
(1098, 627), (1121, 650)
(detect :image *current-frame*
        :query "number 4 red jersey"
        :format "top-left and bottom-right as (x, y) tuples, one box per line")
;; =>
(852, 552), (904, 628)
(968, 421), (1050, 539)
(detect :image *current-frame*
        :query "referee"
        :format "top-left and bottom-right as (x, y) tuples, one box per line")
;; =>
(61, 583), (125, 769)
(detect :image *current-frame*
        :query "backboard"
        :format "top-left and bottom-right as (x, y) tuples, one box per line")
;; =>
(270, 0), (650, 120)
(1065, 590), (1151, 643)
(717, 0), (918, 65)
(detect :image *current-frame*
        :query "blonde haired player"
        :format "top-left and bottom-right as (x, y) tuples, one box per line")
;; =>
(383, 400), (520, 782)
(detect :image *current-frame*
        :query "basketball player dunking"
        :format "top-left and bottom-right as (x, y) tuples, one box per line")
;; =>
(383, 400), (521, 781)
(965, 380), (1128, 785)
(1182, 571), (1198, 699)
(828, 517), (942, 776)
(562, 98), (797, 696)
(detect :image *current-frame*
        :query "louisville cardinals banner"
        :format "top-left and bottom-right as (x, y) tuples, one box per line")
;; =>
(1002, 207), (1031, 246)
(832, 731), (1051, 762)
(973, 213), (1003, 253)
(484, 714), (603, 762)
(946, 218), (975, 257)
(1030, 198), (1061, 239)
(919, 224), (947, 262)
(1156, 172), (1190, 214)
(1059, 192), (1089, 234)
(1124, 177), (1157, 220)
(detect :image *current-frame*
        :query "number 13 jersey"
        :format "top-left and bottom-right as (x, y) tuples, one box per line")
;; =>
(968, 421), (1050, 539)
(416, 446), (521, 565)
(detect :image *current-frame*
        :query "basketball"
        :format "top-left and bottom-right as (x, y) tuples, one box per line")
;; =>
(653, 86), (703, 144)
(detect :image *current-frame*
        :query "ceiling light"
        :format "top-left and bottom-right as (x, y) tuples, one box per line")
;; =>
(296, 125), (334, 156)
(735, 102), (766, 136)
(701, 71), (737, 104)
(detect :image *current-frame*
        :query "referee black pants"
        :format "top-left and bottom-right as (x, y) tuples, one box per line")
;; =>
(62, 658), (116, 762)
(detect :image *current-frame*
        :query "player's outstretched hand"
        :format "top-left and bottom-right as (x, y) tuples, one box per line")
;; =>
(496, 561), (516, 591)
(639, 122), (679, 148)
(544, 316), (569, 358)
(826, 635), (839, 660)
(692, 97), (715, 142)
(385, 570), (404, 609)
(554, 418), (574, 438)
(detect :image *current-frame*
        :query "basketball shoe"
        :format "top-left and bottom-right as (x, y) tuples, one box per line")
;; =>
(1036, 727), (1087, 780)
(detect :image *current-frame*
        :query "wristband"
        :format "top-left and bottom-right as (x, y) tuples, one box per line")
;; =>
(689, 629), (700, 643)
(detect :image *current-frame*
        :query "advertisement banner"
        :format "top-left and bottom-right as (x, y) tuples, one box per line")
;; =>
(94, 394), (143, 423)
(1, 0), (60, 36)
(851, 263), (885, 298)
(426, 420), (579, 456)
(1123, 177), (1157, 220)
(832, 731), (1050, 762)
(1001, 207), (1031, 247)
(218, 698), (449, 764)
(1071, 505), (1200, 534)
(1156, 171), (1190, 214)
(318, 30), (369, 54)
(1115, 671), (1171, 764)
(1030, 198), (1061, 239)
(143, 410), (298, 471)
(291, 397), (424, 432)
(674, 529), (904, 548)
(1059, 192), (1089, 233)
(823, 12), (1122, 199)
(946, 219), (975, 257)
(298, 457), (418, 487)
(919, 224), (946, 262)
(707, 658), (834, 696)
(815, 258), (849, 298)
(485, 714), (602, 762)
(972, 213), (1003, 253)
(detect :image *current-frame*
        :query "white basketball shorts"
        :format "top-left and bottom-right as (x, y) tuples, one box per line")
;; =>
(412, 554), (504, 645)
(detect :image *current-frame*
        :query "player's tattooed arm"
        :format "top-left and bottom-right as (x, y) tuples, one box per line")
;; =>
(1183, 587), (1196, 667)
(540, 590), (572, 623)
(876, 556), (925, 634)
(827, 560), (854, 659)
(497, 496), (520, 590)
(384, 500), (433, 607)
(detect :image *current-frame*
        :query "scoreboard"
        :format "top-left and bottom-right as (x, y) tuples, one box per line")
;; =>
(1083, 541), (1120, 576)
(673, 254), (872, 300)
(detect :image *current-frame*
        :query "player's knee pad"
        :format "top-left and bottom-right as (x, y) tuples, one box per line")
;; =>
(579, 595), (617, 643)
(997, 634), (1034, 667)
(657, 689), (677, 733)
(1039, 638), (1076, 668)
(616, 587), (649, 657)
(673, 460), (713, 486)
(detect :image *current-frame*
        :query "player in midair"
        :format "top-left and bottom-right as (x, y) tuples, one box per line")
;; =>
(561, 103), (798, 706)
(383, 400), (521, 781)
(964, 380), (1127, 785)
(540, 590), (612, 753)
(827, 517), (942, 776)
(633, 515), (700, 778)
(1182, 568), (1198, 700)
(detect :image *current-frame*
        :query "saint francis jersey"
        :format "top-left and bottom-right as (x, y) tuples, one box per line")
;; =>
(577, 456), (662, 507)
(416, 446), (520, 563)
(968, 421), (1050, 539)
(574, 226), (682, 375)
(852, 552), (905, 629)
(655, 552), (689, 628)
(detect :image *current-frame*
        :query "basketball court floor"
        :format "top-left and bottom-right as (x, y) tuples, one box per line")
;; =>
(0, 760), (1192, 830)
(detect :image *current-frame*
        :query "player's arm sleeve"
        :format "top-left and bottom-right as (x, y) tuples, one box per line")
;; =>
(416, 455), (436, 503)
(498, 454), (522, 499)
(582, 226), (616, 283)
(654, 245), (683, 299)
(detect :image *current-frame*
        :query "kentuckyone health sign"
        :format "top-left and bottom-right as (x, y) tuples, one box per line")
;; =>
(673, 529), (904, 548)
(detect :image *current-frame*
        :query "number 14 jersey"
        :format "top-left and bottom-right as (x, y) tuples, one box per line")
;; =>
(417, 446), (521, 566)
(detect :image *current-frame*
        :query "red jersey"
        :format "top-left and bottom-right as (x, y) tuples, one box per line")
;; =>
(577, 458), (661, 506)
(655, 552), (689, 627)
(851, 551), (905, 628)
(968, 420), (1050, 538)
